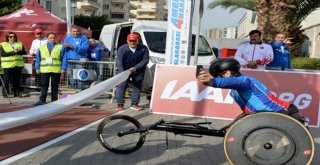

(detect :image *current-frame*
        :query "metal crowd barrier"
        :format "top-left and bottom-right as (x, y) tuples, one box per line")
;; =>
(21, 56), (116, 98)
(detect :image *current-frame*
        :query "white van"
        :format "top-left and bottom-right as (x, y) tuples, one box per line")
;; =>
(99, 20), (215, 91)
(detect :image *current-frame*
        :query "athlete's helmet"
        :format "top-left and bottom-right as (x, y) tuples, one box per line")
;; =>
(209, 58), (241, 77)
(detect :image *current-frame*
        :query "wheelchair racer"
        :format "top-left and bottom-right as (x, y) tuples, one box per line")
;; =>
(197, 58), (306, 124)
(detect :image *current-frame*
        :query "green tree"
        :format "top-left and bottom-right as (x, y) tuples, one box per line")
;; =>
(0, 0), (22, 16)
(74, 15), (112, 39)
(208, 0), (320, 56)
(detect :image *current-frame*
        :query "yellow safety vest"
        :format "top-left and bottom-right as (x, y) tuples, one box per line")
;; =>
(0, 58), (3, 74)
(0, 41), (25, 68)
(39, 44), (63, 73)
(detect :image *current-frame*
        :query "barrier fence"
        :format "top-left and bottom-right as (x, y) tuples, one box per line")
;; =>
(21, 56), (116, 98)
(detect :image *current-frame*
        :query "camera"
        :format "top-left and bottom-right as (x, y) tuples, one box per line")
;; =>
(196, 65), (203, 78)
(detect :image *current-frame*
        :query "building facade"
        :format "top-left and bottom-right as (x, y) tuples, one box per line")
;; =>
(237, 10), (257, 39)
(223, 26), (237, 39)
(207, 28), (221, 39)
(22, 0), (167, 23)
(130, 0), (167, 21)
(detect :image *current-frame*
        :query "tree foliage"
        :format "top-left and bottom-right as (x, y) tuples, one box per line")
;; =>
(207, 0), (256, 13)
(0, 0), (22, 16)
(74, 15), (112, 40)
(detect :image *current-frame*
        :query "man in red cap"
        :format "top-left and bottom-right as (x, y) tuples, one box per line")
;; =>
(30, 28), (47, 57)
(116, 32), (149, 111)
(29, 28), (47, 87)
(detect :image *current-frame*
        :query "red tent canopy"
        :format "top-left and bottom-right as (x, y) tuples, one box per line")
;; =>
(0, 0), (91, 53)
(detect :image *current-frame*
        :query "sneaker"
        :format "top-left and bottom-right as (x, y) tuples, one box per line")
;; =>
(20, 93), (30, 97)
(130, 105), (143, 111)
(116, 105), (124, 111)
(34, 101), (46, 106)
(3, 94), (13, 98)
(14, 92), (21, 97)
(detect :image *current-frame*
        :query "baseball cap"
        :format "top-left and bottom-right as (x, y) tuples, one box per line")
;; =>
(34, 28), (43, 34)
(127, 33), (139, 41)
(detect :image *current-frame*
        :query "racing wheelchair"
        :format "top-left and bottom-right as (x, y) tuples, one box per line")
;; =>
(97, 112), (315, 165)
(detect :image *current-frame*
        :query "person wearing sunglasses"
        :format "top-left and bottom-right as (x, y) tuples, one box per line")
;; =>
(115, 33), (149, 111)
(197, 58), (306, 130)
(0, 32), (26, 97)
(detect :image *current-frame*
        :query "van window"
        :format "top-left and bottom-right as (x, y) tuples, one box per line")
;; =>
(144, 32), (213, 56)
(144, 32), (166, 53)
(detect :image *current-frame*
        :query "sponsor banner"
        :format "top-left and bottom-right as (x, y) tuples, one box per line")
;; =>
(165, 0), (193, 65)
(150, 65), (320, 127)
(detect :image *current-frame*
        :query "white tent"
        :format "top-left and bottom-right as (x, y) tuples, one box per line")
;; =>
(301, 8), (320, 58)
(301, 8), (320, 29)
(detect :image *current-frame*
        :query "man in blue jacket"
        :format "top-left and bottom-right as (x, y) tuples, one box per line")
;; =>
(116, 33), (149, 111)
(62, 26), (89, 90)
(266, 32), (292, 70)
(87, 38), (109, 81)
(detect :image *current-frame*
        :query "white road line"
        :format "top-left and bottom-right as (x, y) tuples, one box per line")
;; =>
(0, 109), (129, 165)
(0, 119), (102, 165)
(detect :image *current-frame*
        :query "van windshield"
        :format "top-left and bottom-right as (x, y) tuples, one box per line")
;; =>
(144, 32), (213, 56)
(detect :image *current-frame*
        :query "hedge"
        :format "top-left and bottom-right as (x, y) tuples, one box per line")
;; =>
(291, 57), (320, 70)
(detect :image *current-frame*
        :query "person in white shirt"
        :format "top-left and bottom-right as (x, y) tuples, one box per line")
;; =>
(234, 30), (274, 70)
(29, 28), (48, 87)
(29, 28), (47, 57)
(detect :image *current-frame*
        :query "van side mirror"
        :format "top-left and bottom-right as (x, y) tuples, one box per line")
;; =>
(212, 47), (218, 58)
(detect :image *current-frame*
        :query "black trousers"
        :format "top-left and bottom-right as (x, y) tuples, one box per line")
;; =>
(0, 74), (3, 94)
(3, 66), (22, 95)
(39, 72), (61, 102)
(116, 73), (144, 106)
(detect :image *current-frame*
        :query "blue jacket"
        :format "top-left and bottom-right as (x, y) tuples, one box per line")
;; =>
(62, 34), (89, 60)
(35, 42), (68, 71)
(266, 42), (291, 69)
(211, 75), (290, 113)
(117, 44), (149, 73)
(87, 44), (109, 61)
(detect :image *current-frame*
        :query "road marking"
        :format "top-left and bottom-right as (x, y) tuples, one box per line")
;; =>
(0, 109), (130, 165)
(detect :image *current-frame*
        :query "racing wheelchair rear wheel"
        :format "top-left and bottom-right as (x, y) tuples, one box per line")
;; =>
(224, 112), (314, 165)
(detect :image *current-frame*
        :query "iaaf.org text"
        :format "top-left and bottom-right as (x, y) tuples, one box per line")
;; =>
(160, 80), (312, 110)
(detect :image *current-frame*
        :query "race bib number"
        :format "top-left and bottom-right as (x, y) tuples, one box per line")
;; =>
(45, 57), (53, 64)
(91, 53), (96, 59)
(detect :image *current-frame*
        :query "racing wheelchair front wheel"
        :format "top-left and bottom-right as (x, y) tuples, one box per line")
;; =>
(97, 115), (146, 154)
(224, 112), (315, 165)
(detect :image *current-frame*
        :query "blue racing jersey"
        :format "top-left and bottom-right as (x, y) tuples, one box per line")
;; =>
(211, 75), (290, 113)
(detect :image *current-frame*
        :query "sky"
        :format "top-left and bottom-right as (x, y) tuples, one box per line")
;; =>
(196, 0), (246, 34)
